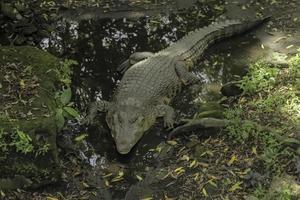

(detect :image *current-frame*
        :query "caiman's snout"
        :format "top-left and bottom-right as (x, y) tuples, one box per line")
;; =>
(114, 130), (143, 154)
(115, 138), (133, 154)
(116, 144), (131, 154)
(107, 109), (149, 154)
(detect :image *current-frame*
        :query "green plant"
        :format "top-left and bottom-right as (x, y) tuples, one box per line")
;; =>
(11, 129), (34, 154)
(239, 61), (279, 95)
(224, 52), (300, 176)
(56, 59), (78, 85)
(54, 87), (80, 130)
(52, 59), (80, 130)
(0, 128), (52, 157)
(252, 183), (295, 200)
(224, 108), (258, 143)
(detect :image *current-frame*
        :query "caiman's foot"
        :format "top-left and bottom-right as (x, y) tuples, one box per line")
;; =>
(174, 58), (203, 85)
(155, 104), (176, 129)
(81, 113), (96, 125)
(163, 113), (175, 129)
(82, 100), (111, 125)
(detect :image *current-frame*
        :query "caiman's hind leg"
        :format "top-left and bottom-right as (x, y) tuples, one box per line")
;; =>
(118, 52), (154, 73)
(168, 118), (227, 139)
(83, 100), (111, 125)
(174, 58), (202, 85)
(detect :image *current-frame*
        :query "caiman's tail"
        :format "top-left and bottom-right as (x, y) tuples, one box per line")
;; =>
(164, 17), (270, 62)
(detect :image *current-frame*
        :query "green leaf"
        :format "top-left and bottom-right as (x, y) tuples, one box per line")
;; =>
(63, 107), (80, 118)
(282, 138), (300, 145)
(60, 87), (72, 106)
(74, 134), (88, 142)
(55, 108), (65, 130)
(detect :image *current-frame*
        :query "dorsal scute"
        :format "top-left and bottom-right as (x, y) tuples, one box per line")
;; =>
(161, 19), (245, 56)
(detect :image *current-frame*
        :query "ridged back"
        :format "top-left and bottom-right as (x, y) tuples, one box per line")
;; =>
(161, 18), (267, 62)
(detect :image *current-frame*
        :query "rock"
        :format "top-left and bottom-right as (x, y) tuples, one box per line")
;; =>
(14, 35), (27, 45)
(22, 24), (38, 35)
(125, 174), (157, 200)
(1, 2), (23, 20)
(244, 171), (266, 187)
(153, 142), (174, 160)
(268, 175), (300, 198)
(265, 52), (289, 67)
(194, 144), (208, 161)
(0, 46), (75, 190)
(0, 175), (32, 191)
(14, 2), (26, 13)
(244, 195), (259, 200)
(221, 81), (243, 97)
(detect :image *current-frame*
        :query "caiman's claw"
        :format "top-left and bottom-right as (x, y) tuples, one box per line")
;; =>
(164, 120), (174, 130)
(82, 101), (107, 126)
(81, 113), (95, 125)
(163, 112), (175, 130)
(81, 117), (90, 125)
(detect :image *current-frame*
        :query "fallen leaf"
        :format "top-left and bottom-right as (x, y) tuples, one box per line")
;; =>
(167, 140), (177, 145)
(180, 155), (189, 161)
(251, 146), (257, 155)
(229, 181), (242, 192)
(227, 154), (237, 166)
(141, 197), (153, 200)
(174, 167), (184, 173)
(102, 173), (113, 178)
(202, 188), (208, 197)
(46, 197), (58, 200)
(74, 133), (88, 142)
(136, 175), (143, 181)
(189, 160), (197, 168)
(208, 180), (218, 188)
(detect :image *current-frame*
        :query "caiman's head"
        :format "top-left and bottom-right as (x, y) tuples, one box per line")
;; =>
(106, 105), (156, 154)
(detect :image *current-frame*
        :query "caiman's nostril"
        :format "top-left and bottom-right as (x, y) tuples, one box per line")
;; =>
(116, 141), (131, 154)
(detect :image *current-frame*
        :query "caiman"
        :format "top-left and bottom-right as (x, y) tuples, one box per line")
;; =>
(86, 17), (268, 154)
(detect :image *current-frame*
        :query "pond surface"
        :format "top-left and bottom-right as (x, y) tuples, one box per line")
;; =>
(41, 1), (266, 198)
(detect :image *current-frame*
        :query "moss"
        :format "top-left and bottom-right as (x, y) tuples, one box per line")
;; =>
(0, 46), (75, 191)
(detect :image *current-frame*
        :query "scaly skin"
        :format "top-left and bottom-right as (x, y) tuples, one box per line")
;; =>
(86, 18), (268, 154)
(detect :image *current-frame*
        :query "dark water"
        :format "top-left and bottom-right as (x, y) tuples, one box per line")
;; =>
(42, 1), (264, 198)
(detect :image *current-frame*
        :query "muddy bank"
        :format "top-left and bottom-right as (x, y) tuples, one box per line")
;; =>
(0, 46), (77, 191)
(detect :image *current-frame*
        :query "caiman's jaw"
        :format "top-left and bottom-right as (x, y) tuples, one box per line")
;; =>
(113, 129), (144, 154)
(106, 108), (155, 154)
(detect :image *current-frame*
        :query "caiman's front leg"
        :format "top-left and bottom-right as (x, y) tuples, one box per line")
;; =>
(83, 100), (111, 125)
(174, 58), (202, 85)
(155, 104), (176, 128)
(118, 52), (154, 73)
